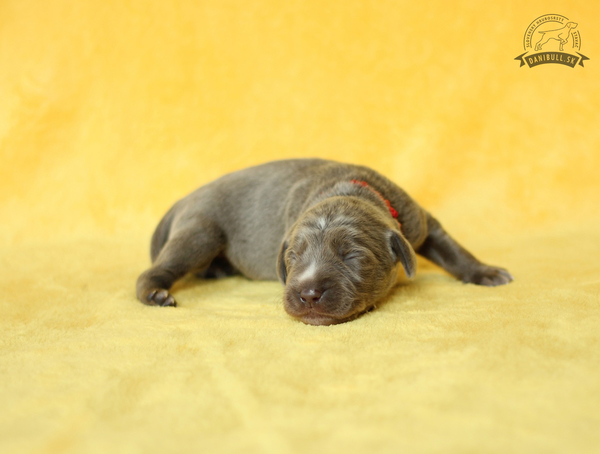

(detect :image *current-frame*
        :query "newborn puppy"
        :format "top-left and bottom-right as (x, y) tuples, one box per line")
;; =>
(136, 159), (513, 325)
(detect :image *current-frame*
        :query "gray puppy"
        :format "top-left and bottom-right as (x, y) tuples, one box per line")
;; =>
(136, 159), (513, 325)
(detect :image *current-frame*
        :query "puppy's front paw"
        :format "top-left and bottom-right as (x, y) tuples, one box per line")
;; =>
(464, 266), (514, 287)
(144, 289), (177, 307)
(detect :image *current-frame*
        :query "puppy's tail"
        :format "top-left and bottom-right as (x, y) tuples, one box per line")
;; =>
(150, 204), (178, 263)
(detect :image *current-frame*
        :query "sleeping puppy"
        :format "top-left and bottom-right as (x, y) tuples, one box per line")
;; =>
(136, 159), (513, 325)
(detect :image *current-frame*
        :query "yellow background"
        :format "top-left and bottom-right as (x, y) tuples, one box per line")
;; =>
(1, 1), (599, 453)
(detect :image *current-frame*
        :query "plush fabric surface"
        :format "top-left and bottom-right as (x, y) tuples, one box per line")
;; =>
(1, 1), (599, 453)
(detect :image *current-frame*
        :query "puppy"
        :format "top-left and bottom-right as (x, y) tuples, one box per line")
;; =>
(136, 159), (513, 325)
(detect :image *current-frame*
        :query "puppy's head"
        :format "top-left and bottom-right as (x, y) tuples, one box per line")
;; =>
(277, 196), (416, 326)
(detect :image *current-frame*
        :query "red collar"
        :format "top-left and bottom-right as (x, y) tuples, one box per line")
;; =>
(350, 180), (399, 222)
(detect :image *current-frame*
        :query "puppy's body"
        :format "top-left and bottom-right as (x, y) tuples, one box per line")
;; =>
(137, 159), (513, 325)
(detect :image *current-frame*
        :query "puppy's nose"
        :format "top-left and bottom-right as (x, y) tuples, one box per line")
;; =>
(299, 288), (322, 306)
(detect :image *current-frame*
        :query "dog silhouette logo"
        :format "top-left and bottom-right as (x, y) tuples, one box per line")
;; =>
(515, 14), (589, 68)
(535, 22), (577, 51)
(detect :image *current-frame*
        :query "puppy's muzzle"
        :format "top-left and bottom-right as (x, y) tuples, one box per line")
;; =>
(299, 288), (322, 306)
(284, 277), (358, 326)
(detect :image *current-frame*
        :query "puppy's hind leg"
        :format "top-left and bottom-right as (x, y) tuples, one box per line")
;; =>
(417, 215), (513, 286)
(136, 218), (226, 306)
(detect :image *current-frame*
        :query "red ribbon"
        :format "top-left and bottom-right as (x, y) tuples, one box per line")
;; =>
(350, 180), (400, 222)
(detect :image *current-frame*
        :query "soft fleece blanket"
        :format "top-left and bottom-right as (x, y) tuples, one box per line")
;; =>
(1, 1), (599, 453)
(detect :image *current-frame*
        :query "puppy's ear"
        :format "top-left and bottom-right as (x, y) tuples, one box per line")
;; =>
(389, 230), (417, 278)
(276, 239), (289, 284)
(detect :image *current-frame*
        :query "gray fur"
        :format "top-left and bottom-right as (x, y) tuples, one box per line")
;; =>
(136, 159), (513, 325)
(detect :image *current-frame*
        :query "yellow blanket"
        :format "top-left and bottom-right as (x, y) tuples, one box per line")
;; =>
(2, 1), (599, 452)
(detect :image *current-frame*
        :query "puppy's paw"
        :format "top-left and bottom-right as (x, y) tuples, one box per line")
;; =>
(144, 288), (177, 307)
(464, 266), (514, 287)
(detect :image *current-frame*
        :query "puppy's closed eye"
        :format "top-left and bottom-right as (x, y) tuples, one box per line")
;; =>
(342, 251), (362, 263)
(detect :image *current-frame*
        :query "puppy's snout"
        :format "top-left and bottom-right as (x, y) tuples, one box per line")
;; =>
(299, 288), (322, 306)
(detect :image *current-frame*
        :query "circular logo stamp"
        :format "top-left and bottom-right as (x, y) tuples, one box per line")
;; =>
(515, 14), (589, 68)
